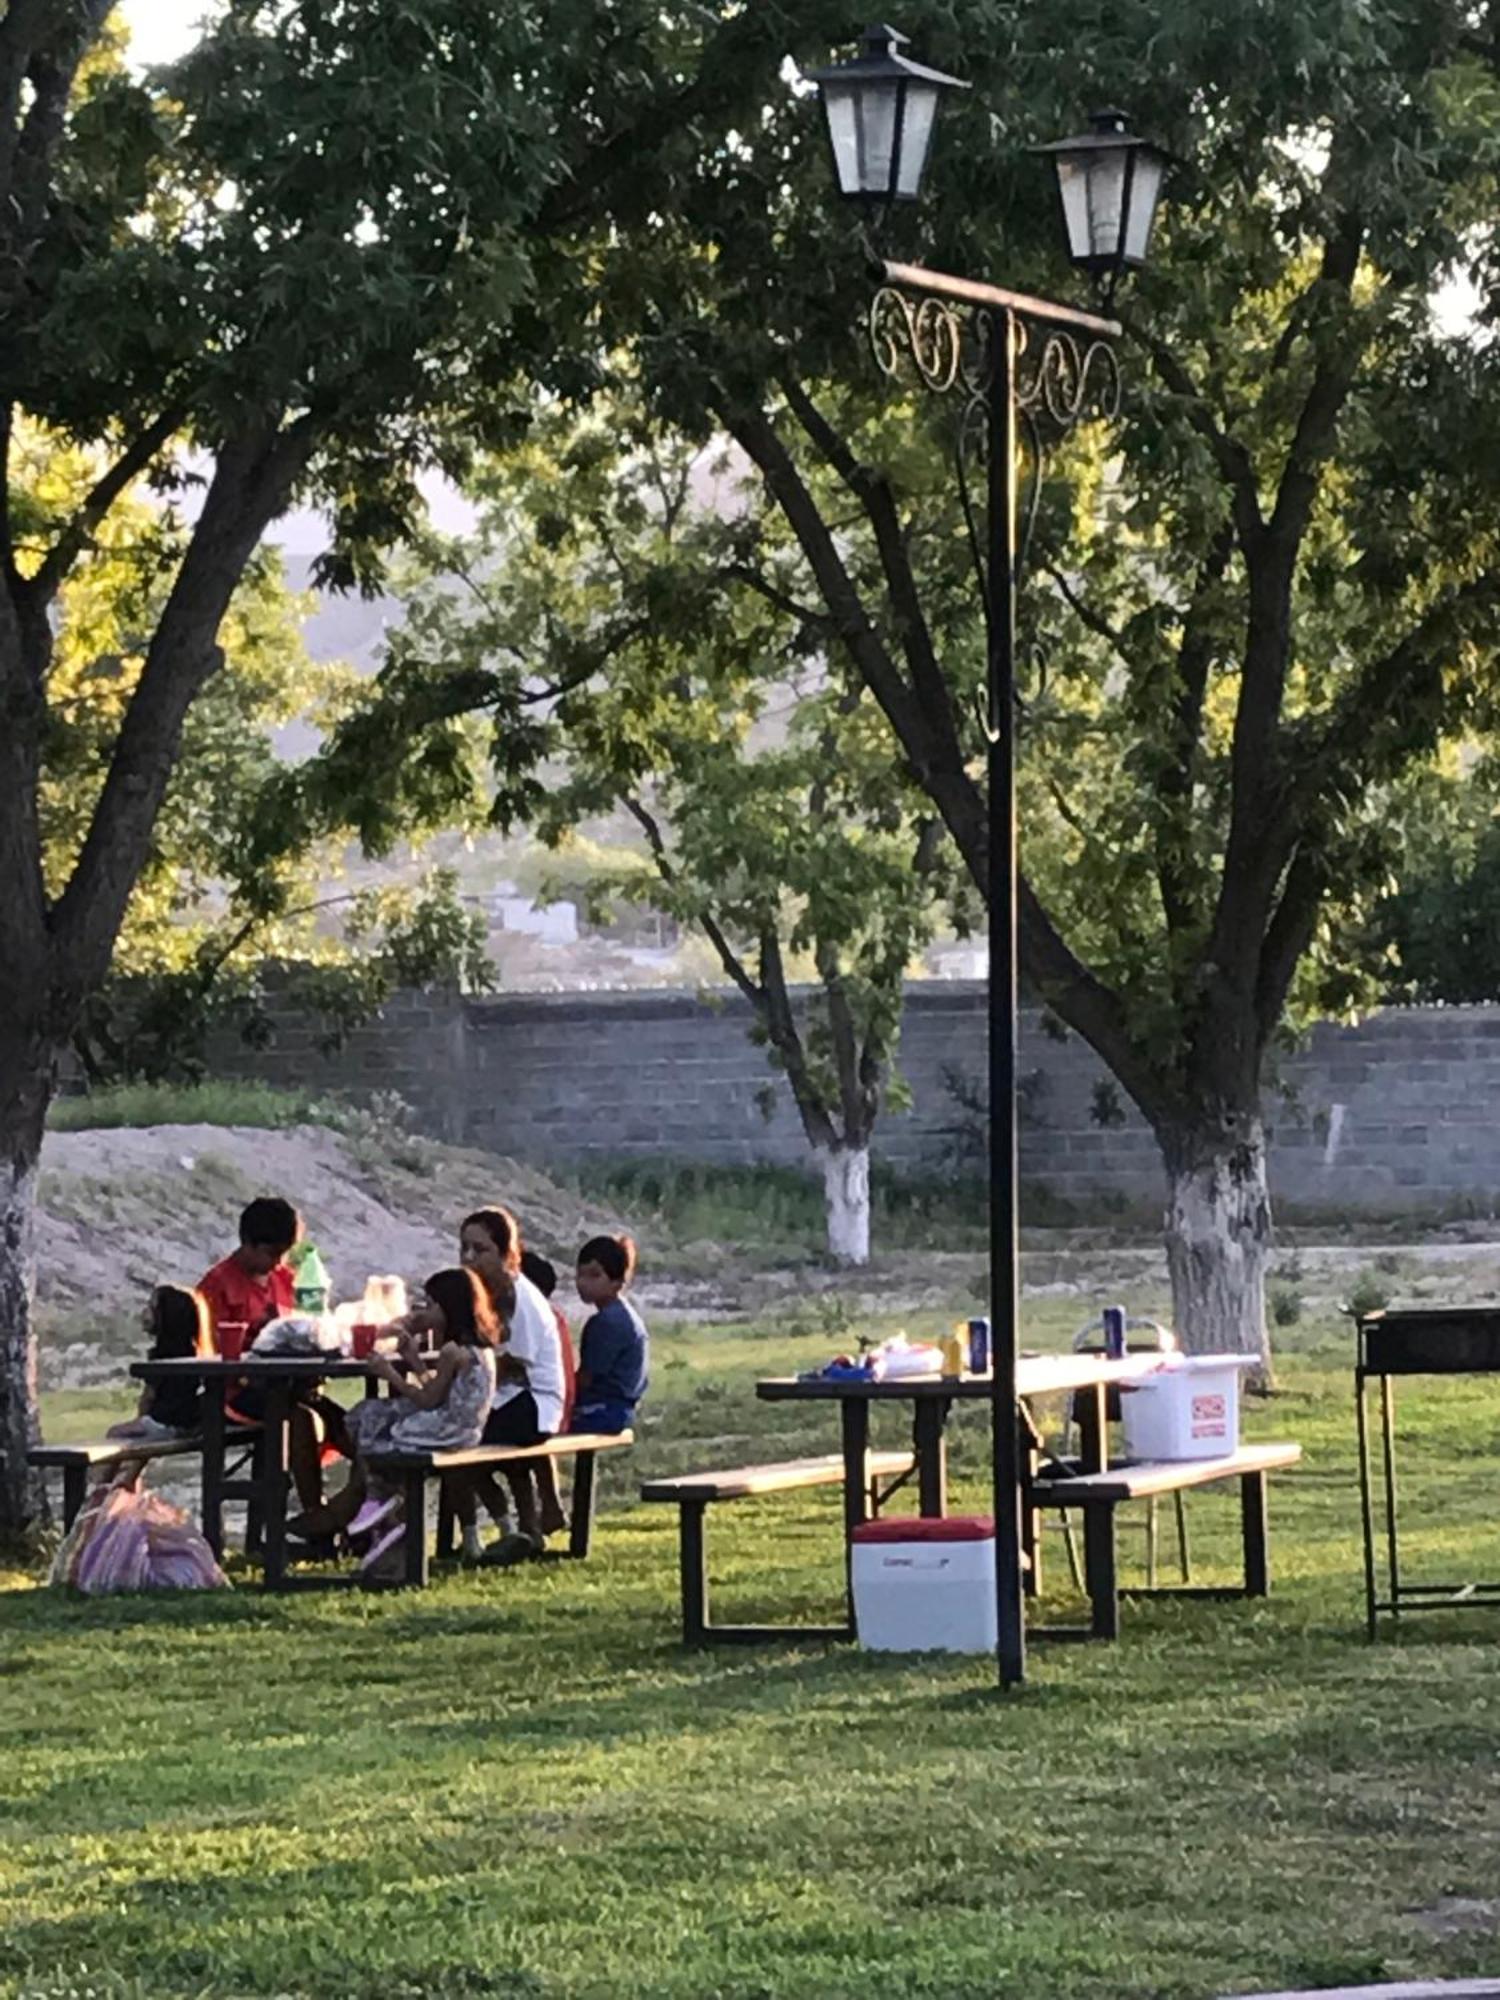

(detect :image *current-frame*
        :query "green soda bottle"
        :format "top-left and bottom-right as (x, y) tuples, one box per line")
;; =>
(290, 1240), (331, 1315)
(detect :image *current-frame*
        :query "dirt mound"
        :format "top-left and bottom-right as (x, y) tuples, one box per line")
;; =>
(35, 1122), (625, 1386)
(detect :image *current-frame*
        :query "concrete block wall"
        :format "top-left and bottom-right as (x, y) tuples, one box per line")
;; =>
(203, 981), (1500, 1216)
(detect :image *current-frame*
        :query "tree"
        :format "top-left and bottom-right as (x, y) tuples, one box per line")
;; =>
(0, 0), (795, 1540)
(285, 411), (955, 1262)
(572, 0), (1500, 1359)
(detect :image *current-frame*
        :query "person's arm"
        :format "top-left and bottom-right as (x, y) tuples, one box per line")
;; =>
(370, 1345), (461, 1411)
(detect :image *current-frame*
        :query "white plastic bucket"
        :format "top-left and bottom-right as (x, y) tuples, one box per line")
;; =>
(850, 1515), (996, 1653)
(1118, 1354), (1257, 1461)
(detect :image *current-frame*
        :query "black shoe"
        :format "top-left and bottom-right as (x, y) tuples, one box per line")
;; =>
(478, 1532), (539, 1568)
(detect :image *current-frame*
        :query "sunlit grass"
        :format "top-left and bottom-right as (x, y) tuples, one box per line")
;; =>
(6, 1307), (1500, 1999)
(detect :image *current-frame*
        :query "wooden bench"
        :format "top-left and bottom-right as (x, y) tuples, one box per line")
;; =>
(1029, 1441), (1303, 1640)
(368, 1430), (634, 1587)
(29, 1435), (220, 1530)
(640, 1450), (917, 1645)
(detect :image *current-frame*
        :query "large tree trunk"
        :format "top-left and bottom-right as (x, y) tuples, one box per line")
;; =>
(816, 1144), (871, 1267)
(1159, 1115), (1272, 1371)
(0, 1035), (56, 1544)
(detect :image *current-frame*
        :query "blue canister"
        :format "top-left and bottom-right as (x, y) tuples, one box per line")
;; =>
(1102, 1304), (1127, 1359)
(967, 1317), (991, 1374)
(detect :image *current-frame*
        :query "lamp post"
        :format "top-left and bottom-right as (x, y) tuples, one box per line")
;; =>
(810, 26), (1168, 1689)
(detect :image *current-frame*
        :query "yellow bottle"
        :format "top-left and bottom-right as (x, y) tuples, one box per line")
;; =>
(940, 1328), (966, 1378)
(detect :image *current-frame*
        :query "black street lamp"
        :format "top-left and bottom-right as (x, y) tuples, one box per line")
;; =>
(811, 26), (1168, 1689)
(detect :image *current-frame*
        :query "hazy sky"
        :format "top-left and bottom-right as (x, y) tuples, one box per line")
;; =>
(117, 0), (215, 67)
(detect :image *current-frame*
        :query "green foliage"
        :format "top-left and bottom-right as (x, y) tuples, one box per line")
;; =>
(45, 1078), (325, 1132)
(571, 1157), (991, 1256)
(76, 868), (494, 1085)
(1372, 800), (1500, 1002)
(1345, 1269), (1393, 1318)
(302, 402), (961, 1178)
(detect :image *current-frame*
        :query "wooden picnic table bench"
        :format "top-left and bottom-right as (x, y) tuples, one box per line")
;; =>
(640, 1449), (917, 1644)
(28, 1432), (258, 1530)
(1029, 1441), (1302, 1640)
(368, 1430), (634, 1587)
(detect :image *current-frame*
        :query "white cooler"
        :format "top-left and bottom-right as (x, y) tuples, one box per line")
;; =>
(850, 1515), (996, 1653)
(1119, 1353), (1258, 1461)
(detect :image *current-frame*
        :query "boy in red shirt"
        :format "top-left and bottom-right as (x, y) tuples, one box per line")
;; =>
(198, 1196), (299, 1337)
(198, 1196), (350, 1519)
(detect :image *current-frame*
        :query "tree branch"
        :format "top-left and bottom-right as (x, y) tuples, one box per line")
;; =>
(720, 561), (832, 632)
(1266, 212), (1368, 551)
(22, 405), (188, 613)
(1017, 872), (1178, 1127)
(778, 369), (974, 788)
(1121, 315), (1265, 553)
(1154, 518), (1235, 950)
(623, 794), (763, 1014)
(50, 414), (319, 1003)
(1253, 839), (1327, 1048)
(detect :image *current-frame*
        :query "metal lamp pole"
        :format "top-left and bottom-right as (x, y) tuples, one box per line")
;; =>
(809, 31), (1168, 1689)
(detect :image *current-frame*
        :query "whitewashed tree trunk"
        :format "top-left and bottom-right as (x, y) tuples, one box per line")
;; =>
(818, 1144), (871, 1267)
(1162, 1118), (1272, 1371)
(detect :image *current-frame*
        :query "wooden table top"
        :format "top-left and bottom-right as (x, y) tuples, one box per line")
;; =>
(757, 1352), (1166, 1402)
(132, 1354), (385, 1382)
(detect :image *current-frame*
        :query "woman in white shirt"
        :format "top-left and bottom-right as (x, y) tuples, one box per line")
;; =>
(455, 1205), (566, 1560)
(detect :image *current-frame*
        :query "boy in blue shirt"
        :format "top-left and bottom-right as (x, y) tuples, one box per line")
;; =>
(570, 1233), (648, 1434)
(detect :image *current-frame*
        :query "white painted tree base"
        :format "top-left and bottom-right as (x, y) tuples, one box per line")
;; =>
(817, 1145), (870, 1266)
(1164, 1126), (1271, 1366)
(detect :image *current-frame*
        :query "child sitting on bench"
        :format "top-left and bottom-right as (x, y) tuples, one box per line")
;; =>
(107, 1285), (211, 1441)
(571, 1234), (649, 1435)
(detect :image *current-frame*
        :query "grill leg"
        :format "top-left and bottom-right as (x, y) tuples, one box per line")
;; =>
(1241, 1470), (1269, 1598)
(1380, 1373), (1400, 1619)
(1356, 1368), (1378, 1639)
(1174, 1489), (1191, 1583)
(680, 1499), (709, 1645)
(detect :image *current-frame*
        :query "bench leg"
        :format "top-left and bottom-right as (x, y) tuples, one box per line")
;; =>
(61, 1463), (87, 1531)
(201, 1393), (226, 1558)
(1082, 1502), (1119, 1640)
(569, 1451), (598, 1560)
(1241, 1470), (1269, 1597)
(402, 1471), (429, 1588)
(436, 1478), (456, 1561)
(680, 1499), (709, 1645)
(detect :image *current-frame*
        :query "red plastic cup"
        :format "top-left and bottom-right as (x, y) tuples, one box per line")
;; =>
(218, 1321), (249, 1362)
(351, 1323), (378, 1360)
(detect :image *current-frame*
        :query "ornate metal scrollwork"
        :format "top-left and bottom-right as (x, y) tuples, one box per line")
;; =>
(868, 282), (1123, 730)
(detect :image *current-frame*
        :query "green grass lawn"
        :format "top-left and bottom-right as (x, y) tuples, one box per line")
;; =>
(5, 1302), (1500, 2000)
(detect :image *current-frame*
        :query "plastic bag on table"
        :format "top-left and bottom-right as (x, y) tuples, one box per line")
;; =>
(250, 1312), (341, 1358)
(49, 1466), (228, 1594)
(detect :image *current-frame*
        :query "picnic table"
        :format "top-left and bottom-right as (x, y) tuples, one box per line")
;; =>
(755, 1353), (1163, 1624)
(132, 1354), (382, 1591)
(757, 1355), (1300, 1643)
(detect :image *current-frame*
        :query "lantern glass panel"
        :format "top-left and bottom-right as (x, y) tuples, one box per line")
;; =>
(1122, 150), (1164, 263)
(893, 80), (939, 197)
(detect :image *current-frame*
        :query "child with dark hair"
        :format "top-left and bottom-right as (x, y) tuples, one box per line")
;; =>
(302, 1268), (500, 1573)
(197, 1197), (300, 1340)
(198, 1195), (351, 1519)
(571, 1234), (648, 1435)
(107, 1285), (211, 1440)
